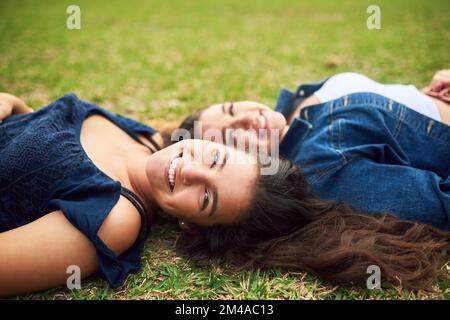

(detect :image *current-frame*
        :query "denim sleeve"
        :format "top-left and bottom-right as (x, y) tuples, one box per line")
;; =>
(317, 157), (450, 230)
(275, 77), (329, 118)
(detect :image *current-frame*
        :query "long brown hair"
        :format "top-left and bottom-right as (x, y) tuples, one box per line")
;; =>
(180, 158), (450, 289)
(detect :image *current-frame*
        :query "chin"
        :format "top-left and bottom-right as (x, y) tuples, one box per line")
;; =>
(268, 114), (286, 131)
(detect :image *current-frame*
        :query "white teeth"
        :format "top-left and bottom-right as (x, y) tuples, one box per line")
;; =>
(168, 156), (181, 189)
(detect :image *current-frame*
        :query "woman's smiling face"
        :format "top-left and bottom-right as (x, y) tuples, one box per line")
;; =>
(192, 101), (287, 152)
(145, 139), (258, 227)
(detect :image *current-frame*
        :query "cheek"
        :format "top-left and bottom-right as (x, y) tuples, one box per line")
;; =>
(162, 190), (198, 220)
(203, 115), (228, 132)
(146, 155), (164, 183)
(203, 124), (227, 143)
(246, 134), (261, 150)
(257, 138), (270, 154)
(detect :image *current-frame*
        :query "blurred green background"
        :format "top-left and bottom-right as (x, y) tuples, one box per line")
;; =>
(1, 0), (449, 124)
(0, 0), (448, 299)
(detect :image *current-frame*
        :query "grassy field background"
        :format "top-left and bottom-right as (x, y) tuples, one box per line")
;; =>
(0, 0), (449, 299)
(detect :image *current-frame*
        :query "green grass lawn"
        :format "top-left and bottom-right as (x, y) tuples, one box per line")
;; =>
(1, 0), (449, 299)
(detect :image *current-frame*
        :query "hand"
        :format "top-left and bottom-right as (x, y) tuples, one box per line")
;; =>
(428, 69), (450, 92)
(423, 70), (450, 103)
(0, 93), (33, 123)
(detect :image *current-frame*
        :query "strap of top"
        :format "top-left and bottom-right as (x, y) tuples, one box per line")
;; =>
(86, 102), (162, 153)
(142, 131), (161, 151)
(120, 186), (150, 242)
(128, 131), (161, 154)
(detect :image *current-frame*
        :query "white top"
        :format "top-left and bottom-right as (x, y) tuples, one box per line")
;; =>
(314, 72), (440, 121)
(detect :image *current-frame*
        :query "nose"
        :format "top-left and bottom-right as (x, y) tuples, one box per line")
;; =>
(179, 162), (210, 186)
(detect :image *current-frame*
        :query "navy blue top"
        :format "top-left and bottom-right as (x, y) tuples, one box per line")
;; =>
(0, 93), (160, 287)
(275, 80), (450, 230)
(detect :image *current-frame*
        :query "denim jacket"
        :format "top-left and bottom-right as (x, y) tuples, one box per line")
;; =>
(276, 80), (450, 230)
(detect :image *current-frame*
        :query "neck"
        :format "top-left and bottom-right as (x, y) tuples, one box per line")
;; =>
(125, 149), (158, 220)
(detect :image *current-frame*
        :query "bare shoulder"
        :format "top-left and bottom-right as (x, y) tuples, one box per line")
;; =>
(97, 195), (143, 256)
(136, 131), (165, 149)
(150, 132), (164, 148)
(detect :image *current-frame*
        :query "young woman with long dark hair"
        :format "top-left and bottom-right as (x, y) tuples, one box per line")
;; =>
(0, 93), (259, 296)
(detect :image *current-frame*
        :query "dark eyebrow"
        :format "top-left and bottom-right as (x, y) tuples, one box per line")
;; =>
(219, 148), (228, 171)
(209, 189), (218, 217)
(209, 149), (228, 217)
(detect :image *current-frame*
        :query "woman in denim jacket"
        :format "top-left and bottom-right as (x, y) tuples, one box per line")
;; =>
(174, 71), (450, 289)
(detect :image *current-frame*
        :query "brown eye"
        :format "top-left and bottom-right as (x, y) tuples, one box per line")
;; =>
(210, 150), (219, 168)
(202, 188), (210, 210)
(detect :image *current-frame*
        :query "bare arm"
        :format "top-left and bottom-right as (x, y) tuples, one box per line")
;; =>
(0, 197), (141, 297)
(0, 93), (34, 122)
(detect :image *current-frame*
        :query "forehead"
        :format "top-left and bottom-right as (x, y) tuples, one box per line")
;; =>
(213, 150), (258, 225)
(201, 104), (222, 119)
(199, 104), (224, 128)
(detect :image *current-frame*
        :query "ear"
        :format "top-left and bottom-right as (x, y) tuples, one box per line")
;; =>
(178, 220), (199, 235)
